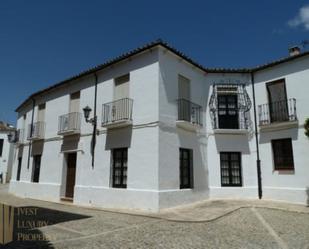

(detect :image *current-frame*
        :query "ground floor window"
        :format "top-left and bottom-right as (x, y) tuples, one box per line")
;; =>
(271, 138), (294, 170)
(179, 148), (193, 189)
(112, 148), (128, 188)
(32, 155), (41, 183)
(16, 157), (22, 181)
(220, 152), (242, 187)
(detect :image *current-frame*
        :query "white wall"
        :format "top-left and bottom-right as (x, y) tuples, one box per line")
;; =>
(254, 55), (309, 204)
(9, 46), (309, 210)
(0, 131), (14, 183)
(10, 48), (161, 211)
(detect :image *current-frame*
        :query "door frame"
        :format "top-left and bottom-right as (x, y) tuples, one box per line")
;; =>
(64, 152), (77, 199)
(266, 79), (289, 122)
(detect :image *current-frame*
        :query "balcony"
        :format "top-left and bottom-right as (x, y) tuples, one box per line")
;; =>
(58, 112), (81, 135)
(176, 99), (202, 131)
(258, 98), (298, 131)
(101, 98), (133, 129)
(16, 129), (25, 144)
(27, 122), (45, 140)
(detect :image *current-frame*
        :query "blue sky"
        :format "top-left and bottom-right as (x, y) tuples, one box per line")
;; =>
(1, 0), (309, 124)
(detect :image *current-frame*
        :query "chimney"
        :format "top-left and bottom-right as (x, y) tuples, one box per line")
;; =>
(289, 46), (301, 56)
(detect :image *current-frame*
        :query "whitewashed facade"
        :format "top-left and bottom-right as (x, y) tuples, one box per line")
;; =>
(9, 41), (309, 211)
(0, 123), (14, 184)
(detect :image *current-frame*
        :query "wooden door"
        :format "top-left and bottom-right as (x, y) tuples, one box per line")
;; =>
(65, 153), (77, 198)
(267, 80), (288, 122)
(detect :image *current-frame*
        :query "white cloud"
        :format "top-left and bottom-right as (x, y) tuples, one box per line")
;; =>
(288, 5), (309, 30)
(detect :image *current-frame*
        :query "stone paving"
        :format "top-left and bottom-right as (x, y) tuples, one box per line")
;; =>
(1, 184), (309, 249)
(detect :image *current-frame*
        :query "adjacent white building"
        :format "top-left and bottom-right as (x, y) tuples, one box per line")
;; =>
(0, 122), (15, 184)
(9, 41), (309, 211)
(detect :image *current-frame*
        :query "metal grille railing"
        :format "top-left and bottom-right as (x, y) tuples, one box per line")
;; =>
(17, 129), (25, 143)
(177, 99), (202, 126)
(58, 112), (81, 134)
(27, 121), (45, 140)
(102, 98), (133, 126)
(258, 98), (297, 126)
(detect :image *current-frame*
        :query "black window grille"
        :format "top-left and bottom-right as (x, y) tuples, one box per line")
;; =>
(271, 138), (294, 170)
(32, 155), (41, 183)
(179, 148), (193, 189)
(0, 139), (3, 157)
(16, 157), (22, 181)
(220, 152), (242, 187)
(209, 84), (251, 130)
(112, 148), (128, 188)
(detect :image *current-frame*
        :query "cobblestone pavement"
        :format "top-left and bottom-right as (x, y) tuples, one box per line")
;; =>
(1, 185), (309, 249)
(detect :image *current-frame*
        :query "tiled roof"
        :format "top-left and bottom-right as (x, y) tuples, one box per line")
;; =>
(15, 39), (309, 111)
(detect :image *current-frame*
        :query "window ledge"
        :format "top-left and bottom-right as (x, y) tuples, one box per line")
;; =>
(213, 129), (248, 135)
(176, 120), (202, 131)
(102, 120), (132, 129)
(259, 120), (298, 132)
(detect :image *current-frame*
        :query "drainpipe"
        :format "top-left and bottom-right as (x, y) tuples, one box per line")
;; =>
(27, 98), (35, 169)
(91, 73), (98, 167)
(251, 72), (262, 199)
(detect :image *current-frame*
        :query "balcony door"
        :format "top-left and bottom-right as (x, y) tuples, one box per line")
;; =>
(218, 94), (239, 129)
(112, 75), (130, 122)
(65, 153), (77, 198)
(267, 80), (288, 122)
(178, 75), (191, 122)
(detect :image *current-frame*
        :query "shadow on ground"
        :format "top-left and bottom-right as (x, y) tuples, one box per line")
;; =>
(2, 204), (91, 249)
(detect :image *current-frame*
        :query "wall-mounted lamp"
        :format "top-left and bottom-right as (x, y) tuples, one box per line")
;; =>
(83, 106), (97, 125)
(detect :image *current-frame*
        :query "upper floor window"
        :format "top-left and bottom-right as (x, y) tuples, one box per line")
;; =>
(178, 75), (190, 101)
(266, 79), (289, 123)
(114, 74), (130, 100)
(69, 91), (80, 113)
(271, 138), (294, 170)
(37, 103), (46, 122)
(209, 84), (251, 130)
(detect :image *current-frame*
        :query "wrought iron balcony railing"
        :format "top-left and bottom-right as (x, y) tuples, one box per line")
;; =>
(16, 129), (25, 143)
(177, 99), (202, 126)
(58, 112), (81, 135)
(102, 98), (133, 126)
(258, 98), (297, 126)
(212, 111), (249, 130)
(27, 121), (45, 140)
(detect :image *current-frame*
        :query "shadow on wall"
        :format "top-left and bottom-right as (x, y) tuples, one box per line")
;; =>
(61, 134), (80, 152)
(306, 187), (309, 207)
(259, 127), (298, 144)
(105, 126), (132, 150)
(214, 134), (251, 155)
(3, 204), (91, 249)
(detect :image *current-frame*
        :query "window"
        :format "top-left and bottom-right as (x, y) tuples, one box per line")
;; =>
(272, 138), (294, 170)
(218, 94), (239, 129)
(32, 155), (41, 183)
(179, 148), (193, 189)
(266, 79), (289, 123)
(0, 139), (3, 157)
(16, 157), (22, 181)
(112, 148), (128, 188)
(220, 152), (242, 187)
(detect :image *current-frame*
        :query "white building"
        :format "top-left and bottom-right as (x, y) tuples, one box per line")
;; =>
(0, 122), (15, 184)
(9, 41), (309, 211)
